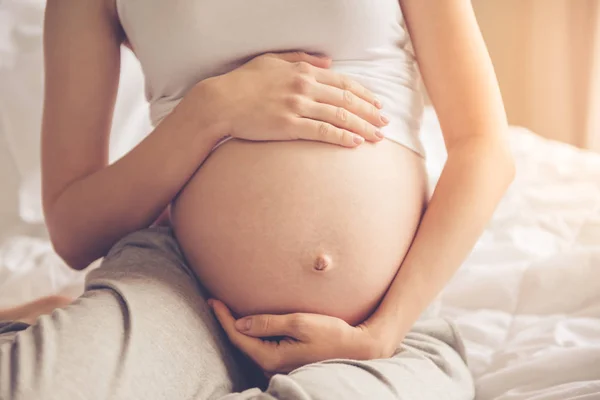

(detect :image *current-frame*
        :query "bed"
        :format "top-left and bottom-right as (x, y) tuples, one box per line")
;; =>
(1, 1), (599, 398)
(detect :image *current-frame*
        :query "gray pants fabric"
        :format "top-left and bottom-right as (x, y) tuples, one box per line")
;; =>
(0, 227), (474, 400)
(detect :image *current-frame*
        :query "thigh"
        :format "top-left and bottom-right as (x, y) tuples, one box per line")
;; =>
(0, 228), (252, 400)
(229, 318), (474, 400)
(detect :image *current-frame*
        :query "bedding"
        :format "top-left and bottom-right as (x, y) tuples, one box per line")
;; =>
(439, 124), (600, 399)
(1, 0), (599, 397)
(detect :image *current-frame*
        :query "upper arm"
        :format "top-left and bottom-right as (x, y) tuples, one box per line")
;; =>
(41, 0), (123, 215)
(399, 0), (508, 149)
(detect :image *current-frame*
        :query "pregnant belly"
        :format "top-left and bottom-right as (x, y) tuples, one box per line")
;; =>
(171, 139), (427, 325)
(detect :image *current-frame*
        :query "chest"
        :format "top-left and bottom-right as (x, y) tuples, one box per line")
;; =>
(119, 0), (404, 90)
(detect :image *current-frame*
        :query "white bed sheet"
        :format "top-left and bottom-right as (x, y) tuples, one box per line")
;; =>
(438, 126), (600, 399)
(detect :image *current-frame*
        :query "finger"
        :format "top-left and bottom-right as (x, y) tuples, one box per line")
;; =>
(312, 82), (389, 129)
(302, 102), (383, 143)
(210, 300), (262, 349)
(209, 300), (285, 371)
(267, 51), (332, 69)
(291, 118), (365, 148)
(235, 314), (311, 341)
(312, 69), (382, 109)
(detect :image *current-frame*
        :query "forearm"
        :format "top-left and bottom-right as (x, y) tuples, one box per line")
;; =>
(371, 134), (515, 336)
(46, 83), (225, 270)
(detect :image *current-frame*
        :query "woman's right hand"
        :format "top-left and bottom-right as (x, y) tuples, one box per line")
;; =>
(206, 52), (389, 147)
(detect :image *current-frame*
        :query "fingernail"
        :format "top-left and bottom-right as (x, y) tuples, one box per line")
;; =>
(380, 115), (390, 125)
(375, 130), (384, 139)
(207, 299), (214, 307)
(236, 318), (252, 331)
(353, 135), (365, 145)
(374, 98), (383, 109)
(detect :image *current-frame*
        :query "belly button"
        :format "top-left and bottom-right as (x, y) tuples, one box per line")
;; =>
(313, 254), (333, 272)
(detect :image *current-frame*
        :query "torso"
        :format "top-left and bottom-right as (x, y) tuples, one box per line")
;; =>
(173, 139), (426, 324)
(115, 0), (427, 324)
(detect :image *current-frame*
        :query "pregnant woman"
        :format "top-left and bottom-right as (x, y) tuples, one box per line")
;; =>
(0, 0), (515, 399)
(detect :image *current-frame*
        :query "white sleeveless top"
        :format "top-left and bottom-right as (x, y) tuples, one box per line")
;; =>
(116, 0), (425, 156)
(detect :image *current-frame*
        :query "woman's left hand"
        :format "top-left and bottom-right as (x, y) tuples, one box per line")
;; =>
(209, 299), (400, 375)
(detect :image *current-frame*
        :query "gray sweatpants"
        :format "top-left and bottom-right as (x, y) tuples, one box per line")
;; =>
(0, 228), (474, 400)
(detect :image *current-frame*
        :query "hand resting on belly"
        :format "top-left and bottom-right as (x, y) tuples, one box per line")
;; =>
(170, 51), (426, 326)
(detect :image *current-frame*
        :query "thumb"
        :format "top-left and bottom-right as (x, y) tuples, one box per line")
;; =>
(235, 313), (310, 341)
(268, 51), (332, 68)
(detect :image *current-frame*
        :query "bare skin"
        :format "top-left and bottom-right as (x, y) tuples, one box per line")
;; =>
(2, 0), (514, 376)
(1, 0), (387, 324)
(172, 138), (426, 325)
(209, 0), (516, 374)
(41, 0), (387, 271)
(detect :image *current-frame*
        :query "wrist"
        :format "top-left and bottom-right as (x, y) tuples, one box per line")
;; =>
(367, 312), (407, 349)
(185, 77), (233, 144)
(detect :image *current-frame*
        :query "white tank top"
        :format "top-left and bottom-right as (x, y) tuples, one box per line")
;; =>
(116, 0), (425, 156)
